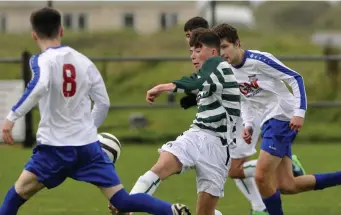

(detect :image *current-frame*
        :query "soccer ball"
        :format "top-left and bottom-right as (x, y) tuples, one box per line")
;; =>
(98, 132), (121, 163)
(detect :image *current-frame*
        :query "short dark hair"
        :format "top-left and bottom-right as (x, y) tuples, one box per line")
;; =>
(184, 17), (209, 32)
(211, 23), (239, 44)
(30, 7), (61, 39)
(189, 28), (220, 54)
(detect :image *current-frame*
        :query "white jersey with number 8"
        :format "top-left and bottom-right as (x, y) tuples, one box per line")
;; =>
(7, 46), (110, 146)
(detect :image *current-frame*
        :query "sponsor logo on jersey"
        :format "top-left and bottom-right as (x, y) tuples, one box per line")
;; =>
(239, 75), (262, 97)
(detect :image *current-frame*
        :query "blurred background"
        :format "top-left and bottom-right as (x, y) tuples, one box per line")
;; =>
(0, 1), (340, 215)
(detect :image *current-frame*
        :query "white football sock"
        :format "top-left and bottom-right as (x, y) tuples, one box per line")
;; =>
(130, 170), (161, 195)
(243, 159), (257, 178)
(215, 209), (223, 215)
(235, 178), (266, 212)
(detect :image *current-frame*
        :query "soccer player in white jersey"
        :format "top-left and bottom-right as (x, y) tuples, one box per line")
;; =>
(113, 28), (240, 215)
(0, 7), (191, 215)
(212, 23), (341, 215)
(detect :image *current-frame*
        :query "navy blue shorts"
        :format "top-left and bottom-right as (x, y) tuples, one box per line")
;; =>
(24, 141), (120, 189)
(261, 118), (298, 158)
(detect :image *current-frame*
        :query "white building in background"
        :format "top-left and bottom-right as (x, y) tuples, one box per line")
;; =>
(0, 1), (198, 34)
(197, 0), (255, 28)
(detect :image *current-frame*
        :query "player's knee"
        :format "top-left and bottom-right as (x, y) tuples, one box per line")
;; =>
(15, 181), (36, 199)
(14, 171), (43, 199)
(14, 180), (26, 196)
(228, 158), (247, 179)
(254, 171), (267, 186)
(151, 152), (182, 180)
(254, 163), (272, 187)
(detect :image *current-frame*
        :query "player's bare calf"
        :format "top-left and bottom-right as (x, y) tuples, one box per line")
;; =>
(228, 157), (248, 179)
(150, 151), (183, 181)
(276, 156), (317, 194)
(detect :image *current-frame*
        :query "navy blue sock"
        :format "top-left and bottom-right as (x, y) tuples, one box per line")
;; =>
(262, 190), (283, 215)
(0, 186), (27, 215)
(110, 189), (172, 215)
(314, 171), (341, 190)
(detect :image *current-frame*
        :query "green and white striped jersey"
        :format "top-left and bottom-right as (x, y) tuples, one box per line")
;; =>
(173, 56), (241, 146)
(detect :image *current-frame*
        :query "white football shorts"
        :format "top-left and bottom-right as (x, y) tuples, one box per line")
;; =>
(230, 115), (261, 159)
(159, 127), (230, 198)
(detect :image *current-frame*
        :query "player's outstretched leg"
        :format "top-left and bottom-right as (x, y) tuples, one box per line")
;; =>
(130, 170), (162, 195)
(230, 158), (267, 215)
(105, 186), (190, 215)
(0, 170), (44, 215)
(130, 149), (183, 195)
(109, 169), (162, 215)
(257, 151), (341, 215)
(69, 141), (189, 215)
(256, 118), (341, 215)
(277, 156), (341, 195)
(108, 150), (184, 215)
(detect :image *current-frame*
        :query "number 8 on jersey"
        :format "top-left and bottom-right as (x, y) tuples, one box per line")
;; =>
(63, 64), (76, 97)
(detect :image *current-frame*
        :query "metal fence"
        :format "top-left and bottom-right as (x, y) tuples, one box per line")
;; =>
(2, 51), (341, 147)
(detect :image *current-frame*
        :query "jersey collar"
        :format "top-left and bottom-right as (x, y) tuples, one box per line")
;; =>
(46, 45), (67, 51)
(232, 50), (248, 69)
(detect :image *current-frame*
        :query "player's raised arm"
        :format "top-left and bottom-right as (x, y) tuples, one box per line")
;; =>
(256, 53), (307, 118)
(172, 71), (204, 94)
(146, 69), (211, 104)
(7, 55), (50, 122)
(88, 64), (110, 128)
(173, 57), (221, 96)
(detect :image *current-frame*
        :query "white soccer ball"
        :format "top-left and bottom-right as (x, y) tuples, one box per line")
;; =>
(98, 132), (121, 163)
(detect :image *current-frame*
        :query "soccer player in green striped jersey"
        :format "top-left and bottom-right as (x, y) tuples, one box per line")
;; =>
(132, 28), (239, 215)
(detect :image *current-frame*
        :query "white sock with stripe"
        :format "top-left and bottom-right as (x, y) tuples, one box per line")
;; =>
(234, 159), (266, 212)
(130, 171), (161, 195)
(235, 178), (266, 212)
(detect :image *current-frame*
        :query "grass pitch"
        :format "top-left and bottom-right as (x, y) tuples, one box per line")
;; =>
(0, 142), (340, 215)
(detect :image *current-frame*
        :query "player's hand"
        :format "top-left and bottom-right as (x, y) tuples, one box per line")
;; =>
(146, 83), (176, 104)
(108, 202), (129, 215)
(242, 126), (253, 144)
(290, 116), (304, 132)
(146, 86), (162, 104)
(108, 202), (115, 213)
(2, 119), (15, 145)
(180, 94), (197, 109)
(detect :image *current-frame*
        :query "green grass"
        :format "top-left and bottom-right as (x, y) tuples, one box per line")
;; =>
(0, 143), (340, 215)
